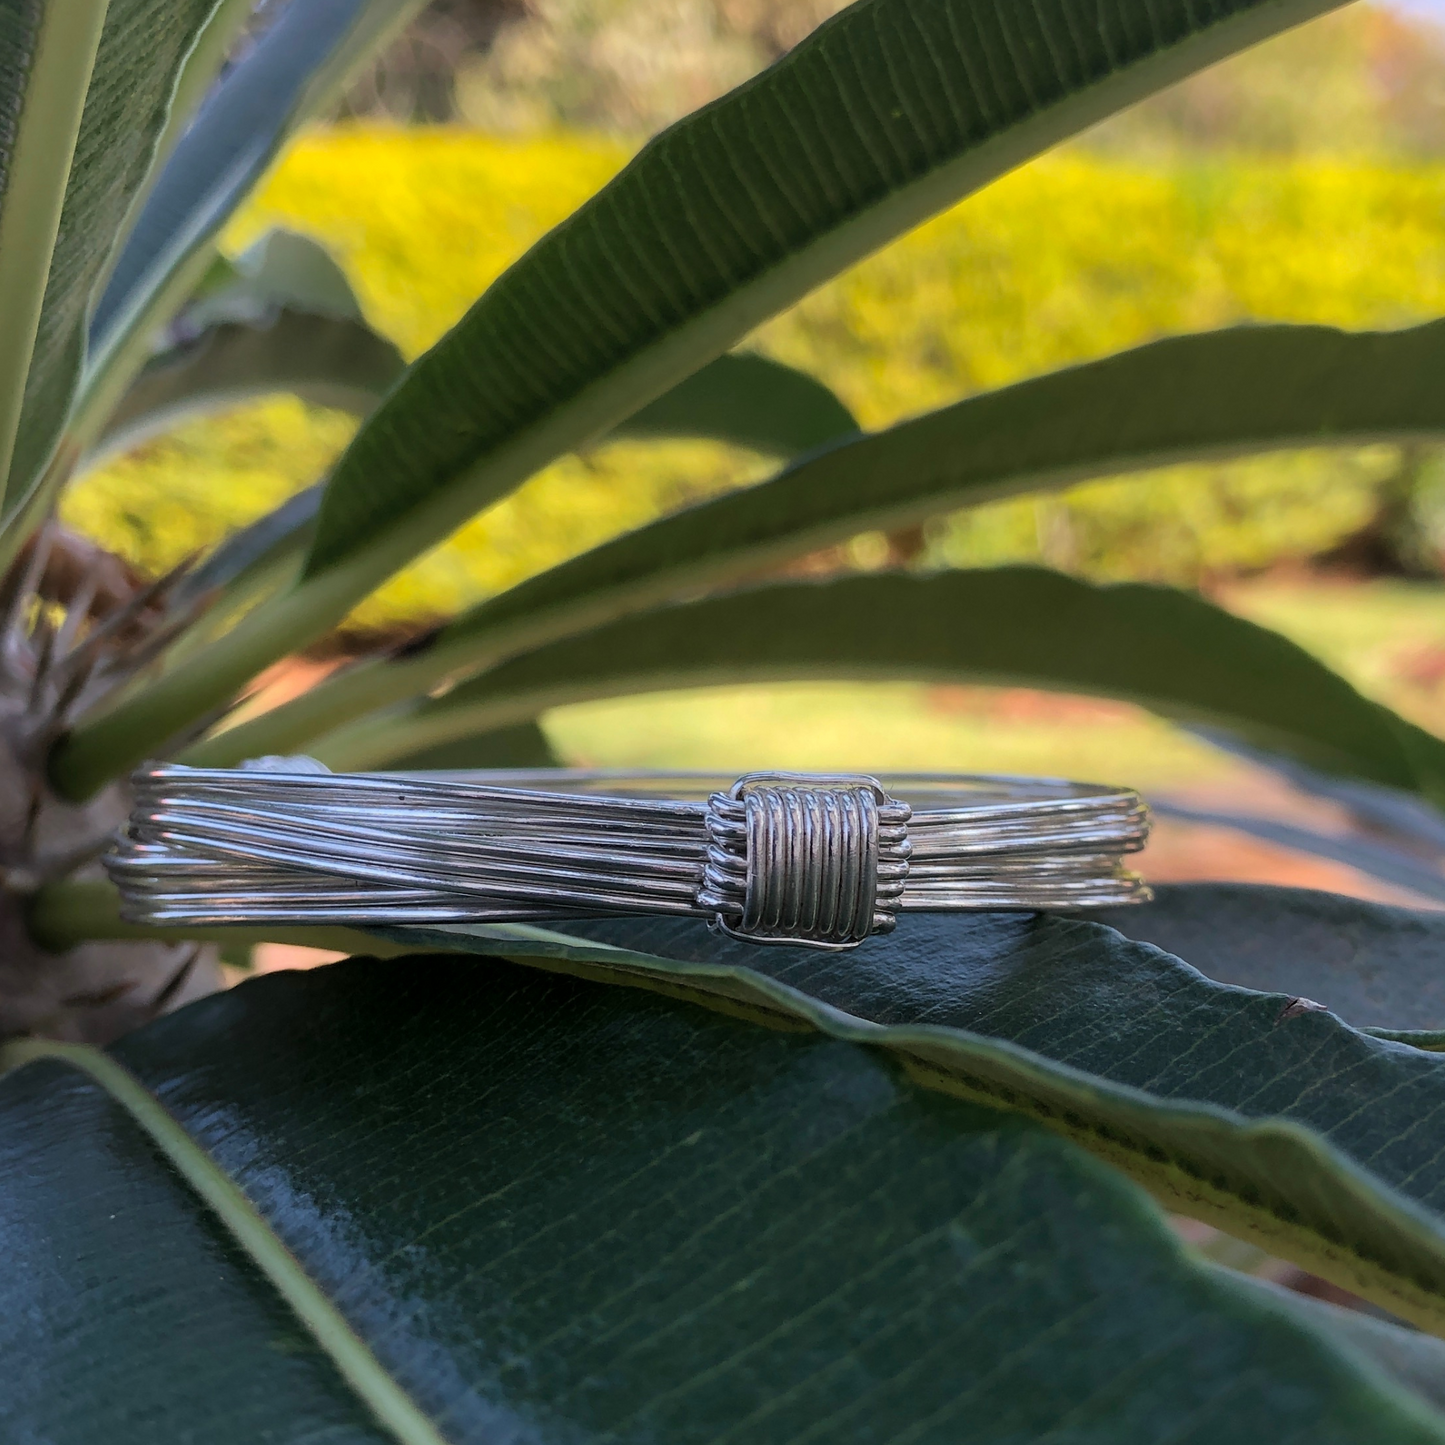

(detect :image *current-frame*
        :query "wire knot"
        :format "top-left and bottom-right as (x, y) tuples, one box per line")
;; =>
(697, 773), (911, 949)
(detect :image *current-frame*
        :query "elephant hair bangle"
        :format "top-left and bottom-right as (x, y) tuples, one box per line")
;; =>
(106, 762), (1152, 951)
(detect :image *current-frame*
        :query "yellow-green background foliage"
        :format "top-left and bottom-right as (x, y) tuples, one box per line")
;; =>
(63, 129), (1445, 631)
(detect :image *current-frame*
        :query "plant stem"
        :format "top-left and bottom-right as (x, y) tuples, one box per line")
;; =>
(28, 877), (408, 958)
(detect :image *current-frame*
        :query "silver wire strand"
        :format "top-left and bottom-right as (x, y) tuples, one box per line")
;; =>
(107, 763), (1152, 949)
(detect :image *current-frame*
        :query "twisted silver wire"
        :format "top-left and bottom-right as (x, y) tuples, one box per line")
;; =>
(107, 763), (1152, 948)
(697, 775), (911, 947)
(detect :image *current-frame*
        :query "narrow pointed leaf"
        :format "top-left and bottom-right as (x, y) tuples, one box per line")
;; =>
(379, 720), (559, 771)
(615, 350), (858, 457)
(56, 0), (1354, 796)
(442, 319), (1445, 659)
(0, 0), (109, 495)
(160, 348), (855, 612)
(88, 310), (406, 465)
(4, 955), (1441, 1440)
(303, 570), (1445, 800)
(300, 0), (1351, 585)
(0, 0), (222, 529)
(366, 912), (1445, 1332)
(191, 320), (1445, 770)
(89, 0), (423, 356)
(34, 0), (427, 536)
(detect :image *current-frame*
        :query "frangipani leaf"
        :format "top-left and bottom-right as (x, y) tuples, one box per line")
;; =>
(2, 955), (1440, 1439)
(615, 350), (858, 457)
(158, 348), (855, 612)
(40, 0), (428, 530)
(57, 0), (1354, 797)
(0, 0), (222, 533)
(301, 570), (1445, 800)
(1087, 883), (1445, 1036)
(90, 0), (423, 355)
(191, 320), (1445, 770)
(300, 0), (1352, 584)
(89, 310), (406, 466)
(366, 913), (1445, 1334)
(378, 720), (560, 771)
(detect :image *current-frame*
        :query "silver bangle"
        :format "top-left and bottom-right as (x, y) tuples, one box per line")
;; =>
(106, 763), (1151, 951)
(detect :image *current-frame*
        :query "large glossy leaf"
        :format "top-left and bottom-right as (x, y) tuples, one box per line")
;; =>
(3, 954), (1442, 1440)
(1089, 883), (1445, 1038)
(186, 320), (1445, 769)
(363, 912), (1445, 1333)
(0, 0), (222, 533)
(54, 0), (1352, 797)
(285, 569), (1445, 800)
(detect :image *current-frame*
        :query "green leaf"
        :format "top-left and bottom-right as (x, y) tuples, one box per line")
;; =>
(89, 0), (423, 353)
(615, 350), (858, 457)
(0, 0), (109, 496)
(38, 0), (427, 531)
(364, 912), (1445, 1333)
(1227, 1273), (1445, 1414)
(301, 0), (1350, 585)
(186, 228), (371, 327)
(187, 320), (1445, 770)
(1087, 883), (1445, 1038)
(155, 348), (854, 617)
(300, 569), (1445, 799)
(3, 954), (1440, 1439)
(56, 0), (1352, 796)
(379, 719), (560, 771)
(139, 0), (257, 187)
(89, 310), (405, 466)
(0, 0), (222, 535)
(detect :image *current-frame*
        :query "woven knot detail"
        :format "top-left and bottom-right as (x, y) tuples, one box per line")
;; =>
(697, 773), (911, 949)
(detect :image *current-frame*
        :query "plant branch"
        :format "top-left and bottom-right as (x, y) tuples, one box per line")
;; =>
(27, 877), (408, 958)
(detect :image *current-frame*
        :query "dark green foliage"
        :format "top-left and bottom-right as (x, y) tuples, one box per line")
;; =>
(4, 955), (1440, 1440)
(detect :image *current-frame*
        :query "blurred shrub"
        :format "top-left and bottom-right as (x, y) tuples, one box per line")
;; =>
(364, 1), (1445, 154)
(62, 129), (1445, 631)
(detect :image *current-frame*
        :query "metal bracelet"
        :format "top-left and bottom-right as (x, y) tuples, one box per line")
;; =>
(107, 762), (1151, 950)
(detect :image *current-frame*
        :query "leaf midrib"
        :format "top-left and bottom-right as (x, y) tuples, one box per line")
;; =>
(0, 1038), (447, 1445)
